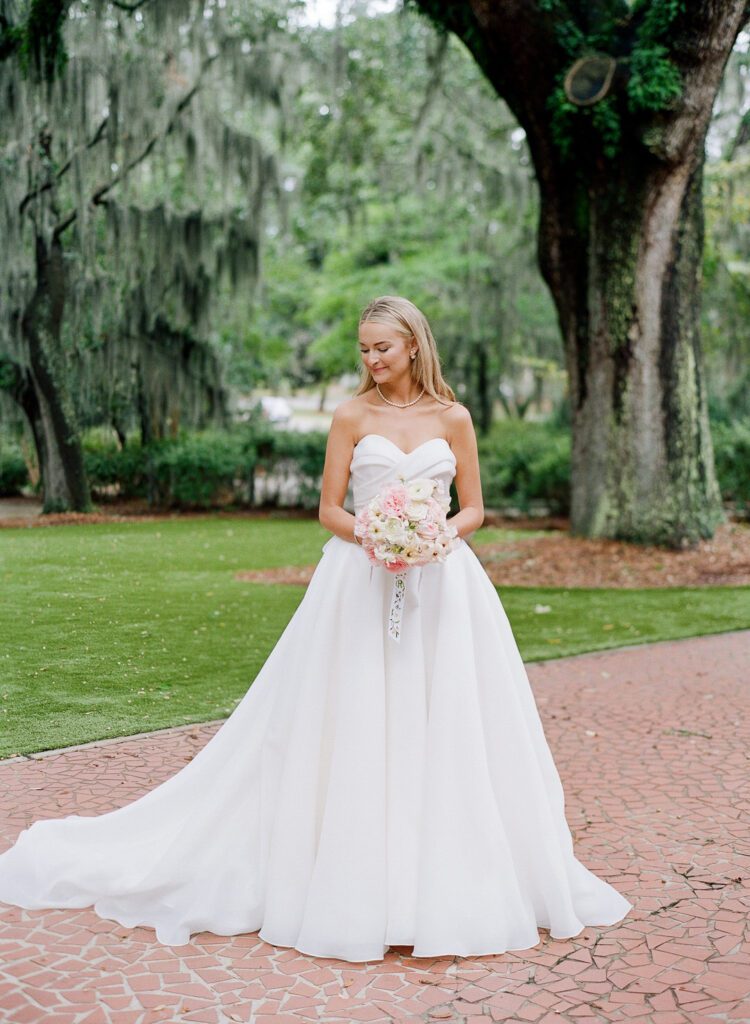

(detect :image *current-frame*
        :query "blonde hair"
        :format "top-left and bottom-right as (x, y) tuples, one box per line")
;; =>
(354, 295), (456, 404)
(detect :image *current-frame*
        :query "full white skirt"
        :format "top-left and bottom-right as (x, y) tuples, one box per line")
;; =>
(0, 536), (632, 961)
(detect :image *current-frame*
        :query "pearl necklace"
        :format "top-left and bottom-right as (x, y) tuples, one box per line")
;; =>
(376, 383), (425, 408)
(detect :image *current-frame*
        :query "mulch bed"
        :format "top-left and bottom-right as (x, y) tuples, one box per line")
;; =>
(476, 519), (750, 588)
(235, 519), (750, 589)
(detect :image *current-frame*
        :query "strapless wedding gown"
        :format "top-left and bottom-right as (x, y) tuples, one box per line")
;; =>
(0, 434), (632, 961)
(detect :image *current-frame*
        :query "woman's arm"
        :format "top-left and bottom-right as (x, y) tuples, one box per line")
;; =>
(318, 404), (360, 544)
(446, 404), (485, 540)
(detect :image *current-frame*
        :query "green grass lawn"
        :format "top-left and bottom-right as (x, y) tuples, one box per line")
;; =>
(1, 517), (748, 758)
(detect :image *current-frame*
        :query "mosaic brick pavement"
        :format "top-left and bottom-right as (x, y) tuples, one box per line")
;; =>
(1, 629), (748, 1024)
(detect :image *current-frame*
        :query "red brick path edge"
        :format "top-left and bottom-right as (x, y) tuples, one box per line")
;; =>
(1, 631), (749, 1024)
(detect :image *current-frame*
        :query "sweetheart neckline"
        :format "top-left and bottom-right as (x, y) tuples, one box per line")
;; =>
(353, 433), (456, 461)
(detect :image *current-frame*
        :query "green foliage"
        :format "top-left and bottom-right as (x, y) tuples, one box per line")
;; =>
(84, 433), (246, 509)
(402, 0), (491, 72)
(78, 415), (750, 518)
(83, 426), (330, 511)
(701, 159), (750, 420)
(548, 84), (579, 161)
(476, 412), (750, 518)
(477, 420), (571, 515)
(1, 0), (69, 83)
(627, 44), (683, 112)
(537, 0), (584, 57)
(82, 421), (574, 517)
(711, 418), (750, 516)
(548, 87), (621, 162)
(149, 434), (245, 509)
(631, 0), (684, 38)
(590, 96), (621, 160)
(83, 441), (148, 496)
(540, 0), (686, 161)
(0, 447), (28, 496)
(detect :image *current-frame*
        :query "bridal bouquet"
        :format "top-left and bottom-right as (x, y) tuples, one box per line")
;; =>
(353, 475), (460, 642)
(353, 475), (460, 572)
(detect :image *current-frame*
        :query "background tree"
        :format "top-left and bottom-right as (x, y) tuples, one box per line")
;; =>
(256, 3), (559, 427)
(0, 0), (291, 510)
(409, 0), (750, 546)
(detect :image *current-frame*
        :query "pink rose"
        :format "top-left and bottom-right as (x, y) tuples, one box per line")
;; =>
(381, 485), (409, 517)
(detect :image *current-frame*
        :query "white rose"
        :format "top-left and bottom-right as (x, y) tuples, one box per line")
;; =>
(405, 501), (428, 521)
(382, 519), (407, 544)
(407, 478), (436, 500)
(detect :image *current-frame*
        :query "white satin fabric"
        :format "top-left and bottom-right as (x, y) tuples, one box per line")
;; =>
(0, 434), (632, 960)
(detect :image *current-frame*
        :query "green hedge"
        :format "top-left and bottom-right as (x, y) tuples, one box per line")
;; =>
(477, 420), (571, 515)
(3, 415), (748, 515)
(712, 419), (750, 516)
(83, 427), (329, 510)
(0, 449), (28, 497)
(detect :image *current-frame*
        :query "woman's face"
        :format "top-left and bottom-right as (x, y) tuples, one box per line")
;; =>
(358, 321), (413, 382)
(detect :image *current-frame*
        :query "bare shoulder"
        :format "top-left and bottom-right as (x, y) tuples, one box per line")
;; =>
(329, 395), (369, 444)
(331, 395), (366, 424)
(443, 400), (474, 441)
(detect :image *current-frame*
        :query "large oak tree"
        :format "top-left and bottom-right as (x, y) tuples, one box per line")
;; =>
(0, 0), (285, 511)
(411, 0), (749, 546)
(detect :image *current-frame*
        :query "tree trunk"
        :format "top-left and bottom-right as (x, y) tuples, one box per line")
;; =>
(0, 356), (46, 491)
(465, 341), (493, 436)
(19, 232), (91, 513)
(538, 141), (724, 547)
(475, 341), (492, 436)
(412, 0), (748, 547)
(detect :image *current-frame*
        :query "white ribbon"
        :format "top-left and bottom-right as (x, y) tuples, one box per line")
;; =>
(388, 571), (407, 642)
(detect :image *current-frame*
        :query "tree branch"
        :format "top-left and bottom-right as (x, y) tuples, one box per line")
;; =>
(412, 0), (750, 168)
(725, 109), (750, 160)
(412, 30), (448, 136)
(19, 116), (109, 216)
(649, 0), (750, 164)
(53, 53), (218, 241)
(411, 0), (573, 123)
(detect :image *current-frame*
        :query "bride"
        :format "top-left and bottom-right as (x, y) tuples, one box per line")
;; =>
(0, 294), (633, 962)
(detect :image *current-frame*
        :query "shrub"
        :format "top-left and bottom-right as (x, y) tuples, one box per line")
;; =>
(147, 433), (245, 508)
(75, 414), (749, 517)
(477, 420), (571, 515)
(712, 418), (750, 516)
(82, 427), (329, 510)
(84, 443), (149, 498)
(0, 448), (29, 496)
(245, 428), (328, 509)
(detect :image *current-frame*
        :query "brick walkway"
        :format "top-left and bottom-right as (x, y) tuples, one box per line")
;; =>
(1, 630), (748, 1024)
